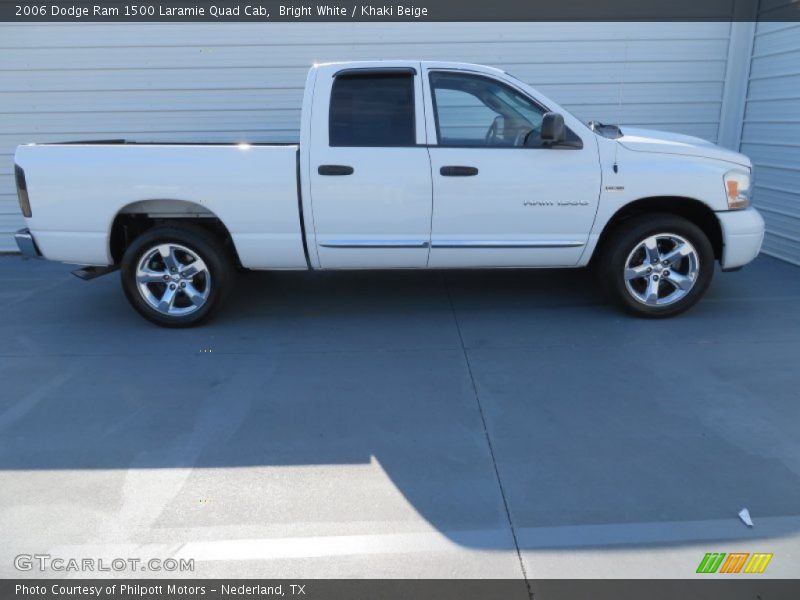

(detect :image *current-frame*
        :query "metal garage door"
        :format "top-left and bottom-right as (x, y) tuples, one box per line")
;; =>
(0, 22), (733, 252)
(741, 22), (800, 266)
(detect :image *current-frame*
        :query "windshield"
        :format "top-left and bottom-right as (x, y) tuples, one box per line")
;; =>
(504, 71), (623, 140)
(502, 71), (582, 122)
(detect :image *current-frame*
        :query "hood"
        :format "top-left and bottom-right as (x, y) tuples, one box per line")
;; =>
(617, 127), (751, 169)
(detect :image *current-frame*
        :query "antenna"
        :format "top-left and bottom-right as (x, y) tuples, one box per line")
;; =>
(613, 38), (629, 173)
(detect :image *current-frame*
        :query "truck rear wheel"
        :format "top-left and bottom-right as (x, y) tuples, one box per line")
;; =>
(601, 214), (714, 318)
(120, 224), (233, 327)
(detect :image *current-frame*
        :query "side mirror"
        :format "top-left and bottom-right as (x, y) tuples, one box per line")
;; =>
(540, 112), (566, 143)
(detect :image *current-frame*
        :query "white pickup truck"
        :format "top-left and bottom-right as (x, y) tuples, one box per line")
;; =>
(14, 60), (764, 326)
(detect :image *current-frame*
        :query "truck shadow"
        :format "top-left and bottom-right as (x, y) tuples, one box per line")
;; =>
(2, 257), (800, 555)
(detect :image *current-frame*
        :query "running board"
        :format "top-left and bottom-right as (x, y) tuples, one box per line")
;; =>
(71, 265), (119, 281)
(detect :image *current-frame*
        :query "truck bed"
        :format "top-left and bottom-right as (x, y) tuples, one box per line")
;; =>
(15, 143), (308, 269)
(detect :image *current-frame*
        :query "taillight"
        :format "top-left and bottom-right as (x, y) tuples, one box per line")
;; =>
(15, 164), (31, 218)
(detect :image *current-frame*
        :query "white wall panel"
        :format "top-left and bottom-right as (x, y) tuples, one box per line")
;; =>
(0, 22), (732, 252)
(741, 21), (800, 265)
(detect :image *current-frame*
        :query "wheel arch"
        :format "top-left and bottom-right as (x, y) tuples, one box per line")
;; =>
(109, 199), (241, 266)
(591, 196), (723, 265)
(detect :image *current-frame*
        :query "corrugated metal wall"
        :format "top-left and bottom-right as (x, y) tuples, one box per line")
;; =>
(0, 22), (733, 251)
(741, 21), (800, 266)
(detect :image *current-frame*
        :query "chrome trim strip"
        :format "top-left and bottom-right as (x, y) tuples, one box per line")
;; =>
(431, 240), (585, 249)
(319, 240), (430, 249)
(14, 228), (42, 258)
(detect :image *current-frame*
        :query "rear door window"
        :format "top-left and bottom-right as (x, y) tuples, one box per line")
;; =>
(329, 73), (416, 147)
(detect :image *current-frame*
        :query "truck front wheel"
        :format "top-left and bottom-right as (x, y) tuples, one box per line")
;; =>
(120, 224), (233, 327)
(601, 214), (714, 318)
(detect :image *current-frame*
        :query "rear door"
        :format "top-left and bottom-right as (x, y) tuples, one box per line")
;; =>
(308, 64), (432, 268)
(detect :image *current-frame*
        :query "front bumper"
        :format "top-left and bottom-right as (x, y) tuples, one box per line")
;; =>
(716, 207), (765, 270)
(14, 228), (42, 258)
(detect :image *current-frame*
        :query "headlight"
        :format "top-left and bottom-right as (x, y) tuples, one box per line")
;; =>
(723, 170), (751, 210)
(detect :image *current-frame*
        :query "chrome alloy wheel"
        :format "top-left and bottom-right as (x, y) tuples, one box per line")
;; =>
(135, 243), (211, 316)
(624, 233), (699, 306)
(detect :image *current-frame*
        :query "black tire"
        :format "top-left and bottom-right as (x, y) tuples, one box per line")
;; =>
(120, 224), (233, 327)
(600, 213), (714, 318)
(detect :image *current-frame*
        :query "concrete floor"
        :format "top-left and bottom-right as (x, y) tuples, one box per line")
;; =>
(1, 254), (799, 579)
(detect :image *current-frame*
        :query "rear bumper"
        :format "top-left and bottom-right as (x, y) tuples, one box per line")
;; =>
(716, 207), (765, 270)
(14, 228), (42, 259)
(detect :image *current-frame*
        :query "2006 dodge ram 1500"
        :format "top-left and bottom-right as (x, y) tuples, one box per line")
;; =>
(14, 61), (765, 326)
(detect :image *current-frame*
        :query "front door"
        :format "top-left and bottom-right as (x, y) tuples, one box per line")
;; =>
(308, 65), (432, 268)
(423, 68), (601, 267)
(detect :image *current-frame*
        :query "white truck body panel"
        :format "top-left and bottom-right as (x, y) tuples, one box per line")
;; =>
(618, 128), (751, 167)
(716, 208), (766, 270)
(15, 143), (306, 269)
(426, 144), (599, 267)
